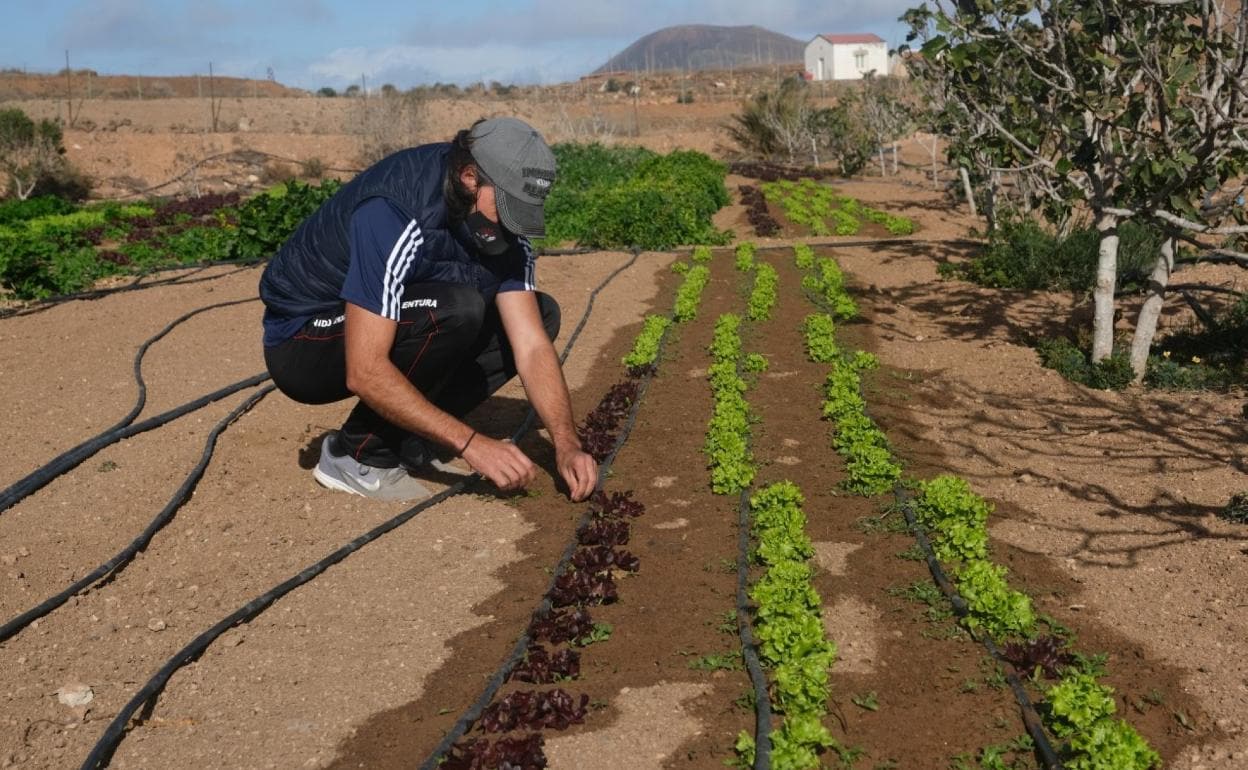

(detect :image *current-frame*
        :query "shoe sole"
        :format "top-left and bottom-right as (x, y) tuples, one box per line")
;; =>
(312, 466), (366, 497)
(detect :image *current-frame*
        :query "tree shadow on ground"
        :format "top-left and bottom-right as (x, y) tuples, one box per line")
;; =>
(878, 369), (1248, 570)
(851, 240), (1092, 347)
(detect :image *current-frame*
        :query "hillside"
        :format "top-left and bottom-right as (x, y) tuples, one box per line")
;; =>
(0, 70), (305, 100)
(594, 24), (804, 74)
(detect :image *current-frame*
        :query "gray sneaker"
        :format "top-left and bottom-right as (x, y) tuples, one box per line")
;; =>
(313, 435), (433, 502)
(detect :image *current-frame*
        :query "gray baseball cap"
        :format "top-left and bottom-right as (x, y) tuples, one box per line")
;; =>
(469, 117), (557, 238)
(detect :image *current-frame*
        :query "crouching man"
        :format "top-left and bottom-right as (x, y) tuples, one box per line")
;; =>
(258, 117), (597, 502)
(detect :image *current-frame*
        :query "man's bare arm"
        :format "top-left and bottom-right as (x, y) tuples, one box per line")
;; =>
(495, 291), (598, 500)
(343, 302), (536, 491)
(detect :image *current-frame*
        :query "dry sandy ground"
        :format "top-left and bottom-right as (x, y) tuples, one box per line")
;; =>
(0, 96), (1245, 768)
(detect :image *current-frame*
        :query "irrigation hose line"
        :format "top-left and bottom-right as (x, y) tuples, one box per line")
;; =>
(729, 291), (776, 769)
(736, 488), (774, 770)
(895, 489), (1064, 770)
(80, 248), (643, 770)
(0, 246), (617, 320)
(0, 385), (276, 644)
(0, 297), (267, 515)
(0, 261), (266, 320)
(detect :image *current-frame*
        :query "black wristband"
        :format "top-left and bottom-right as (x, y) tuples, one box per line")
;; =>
(458, 430), (477, 457)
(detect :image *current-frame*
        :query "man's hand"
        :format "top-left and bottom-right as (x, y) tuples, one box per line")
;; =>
(556, 446), (598, 502)
(462, 435), (538, 493)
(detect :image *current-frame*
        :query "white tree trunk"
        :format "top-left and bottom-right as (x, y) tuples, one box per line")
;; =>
(1128, 237), (1175, 383)
(877, 145), (887, 177)
(959, 167), (978, 218)
(1091, 211), (1121, 362)
(930, 136), (940, 190)
(892, 142), (899, 175)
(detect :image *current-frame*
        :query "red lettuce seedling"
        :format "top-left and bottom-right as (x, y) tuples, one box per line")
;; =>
(528, 608), (595, 645)
(443, 734), (546, 770)
(578, 520), (630, 547)
(508, 645), (582, 684)
(1002, 635), (1075, 679)
(572, 545), (640, 573)
(550, 569), (618, 607)
(590, 490), (644, 519)
(479, 689), (589, 732)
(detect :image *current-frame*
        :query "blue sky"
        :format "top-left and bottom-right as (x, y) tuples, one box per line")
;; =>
(5, 0), (918, 90)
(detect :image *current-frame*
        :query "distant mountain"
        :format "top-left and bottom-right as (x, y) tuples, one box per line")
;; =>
(594, 25), (805, 74)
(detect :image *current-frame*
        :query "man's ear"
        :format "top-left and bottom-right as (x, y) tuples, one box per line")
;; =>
(458, 165), (479, 194)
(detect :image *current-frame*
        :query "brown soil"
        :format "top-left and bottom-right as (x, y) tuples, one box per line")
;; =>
(0, 98), (1245, 770)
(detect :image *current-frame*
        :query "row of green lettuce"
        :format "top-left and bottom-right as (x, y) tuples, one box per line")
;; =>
(762, 178), (916, 237)
(701, 245), (844, 768)
(1, 142), (734, 301)
(801, 246), (1159, 770)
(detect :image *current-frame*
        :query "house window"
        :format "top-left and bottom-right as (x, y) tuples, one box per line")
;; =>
(854, 49), (868, 70)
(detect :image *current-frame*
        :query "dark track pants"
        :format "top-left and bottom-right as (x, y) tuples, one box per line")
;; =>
(264, 283), (560, 468)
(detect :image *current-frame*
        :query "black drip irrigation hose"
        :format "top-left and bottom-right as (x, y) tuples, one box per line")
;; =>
(79, 248), (643, 770)
(895, 488), (1063, 770)
(0, 261), (265, 320)
(752, 237), (985, 253)
(0, 373), (271, 516)
(735, 488), (773, 770)
(0, 301), (272, 521)
(0, 385), (275, 644)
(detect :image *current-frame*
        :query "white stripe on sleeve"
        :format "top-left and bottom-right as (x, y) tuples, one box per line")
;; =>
(388, 231), (424, 317)
(380, 219), (419, 319)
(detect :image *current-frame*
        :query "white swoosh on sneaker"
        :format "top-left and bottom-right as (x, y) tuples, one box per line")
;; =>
(356, 474), (383, 492)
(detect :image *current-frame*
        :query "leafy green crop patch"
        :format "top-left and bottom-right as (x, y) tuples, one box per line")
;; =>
(761, 178), (915, 238)
(537, 143), (731, 250)
(0, 180), (339, 300)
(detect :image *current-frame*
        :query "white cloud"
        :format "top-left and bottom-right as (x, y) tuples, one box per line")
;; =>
(308, 42), (601, 87)
(401, 0), (918, 47)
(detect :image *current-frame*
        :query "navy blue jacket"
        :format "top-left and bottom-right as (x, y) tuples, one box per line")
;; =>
(259, 143), (497, 332)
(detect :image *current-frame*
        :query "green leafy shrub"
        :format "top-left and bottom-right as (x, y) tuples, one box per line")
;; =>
(939, 217), (1162, 292)
(1036, 337), (1135, 390)
(0, 195), (76, 226)
(1144, 294), (1248, 390)
(541, 143), (730, 250)
(1221, 492), (1248, 524)
(691, 244), (713, 263)
(744, 352), (769, 373)
(232, 179), (341, 259)
(0, 226), (115, 298)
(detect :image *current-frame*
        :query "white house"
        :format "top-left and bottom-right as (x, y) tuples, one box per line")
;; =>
(805, 33), (889, 81)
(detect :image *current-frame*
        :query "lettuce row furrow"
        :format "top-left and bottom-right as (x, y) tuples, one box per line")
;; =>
(797, 249), (1158, 770)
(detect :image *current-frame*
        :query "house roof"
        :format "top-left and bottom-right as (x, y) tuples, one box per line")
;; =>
(816, 33), (886, 45)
